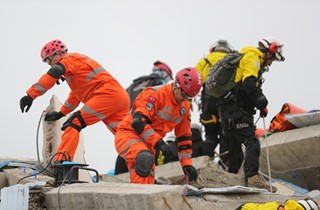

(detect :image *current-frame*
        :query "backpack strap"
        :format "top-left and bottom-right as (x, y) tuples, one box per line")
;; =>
(204, 57), (212, 67)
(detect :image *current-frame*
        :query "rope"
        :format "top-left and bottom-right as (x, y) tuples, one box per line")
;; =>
(183, 174), (189, 197)
(263, 117), (273, 192)
(36, 110), (46, 163)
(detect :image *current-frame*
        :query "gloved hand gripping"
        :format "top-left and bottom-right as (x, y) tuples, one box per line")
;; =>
(131, 112), (148, 134)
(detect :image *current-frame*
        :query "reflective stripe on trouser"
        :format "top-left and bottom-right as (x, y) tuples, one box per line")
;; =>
(115, 130), (156, 184)
(55, 83), (130, 161)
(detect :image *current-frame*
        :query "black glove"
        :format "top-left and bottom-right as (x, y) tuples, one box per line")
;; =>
(256, 95), (268, 111)
(259, 107), (268, 118)
(44, 111), (65, 121)
(20, 95), (33, 113)
(182, 165), (198, 182)
(131, 112), (147, 134)
(154, 139), (173, 158)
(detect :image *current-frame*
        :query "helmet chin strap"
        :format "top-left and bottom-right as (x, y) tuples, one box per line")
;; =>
(262, 52), (268, 68)
(260, 49), (275, 68)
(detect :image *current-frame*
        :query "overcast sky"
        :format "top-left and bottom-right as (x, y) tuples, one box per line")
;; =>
(1, 0), (319, 174)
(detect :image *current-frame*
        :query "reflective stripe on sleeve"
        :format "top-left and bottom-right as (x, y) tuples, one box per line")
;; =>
(178, 153), (191, 160)
(86, 67), (106, 80)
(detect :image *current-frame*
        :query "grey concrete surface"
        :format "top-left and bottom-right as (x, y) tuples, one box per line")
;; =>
(260, 124), (320, 190)
(45, 182), (191, 210)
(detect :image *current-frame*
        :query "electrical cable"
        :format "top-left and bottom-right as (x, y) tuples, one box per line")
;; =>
(36, 110), (46, 163)
(17, 152), (68, 184)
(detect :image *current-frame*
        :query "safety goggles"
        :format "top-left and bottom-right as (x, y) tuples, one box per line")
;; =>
(44, 52), (59, 64)
(175, 81), (193, 100)
(180, 88), (193, 100)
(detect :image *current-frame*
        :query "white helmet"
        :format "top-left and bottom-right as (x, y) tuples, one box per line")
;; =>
(210, 39), (235, 53)
(298, 198), (319, 210)
(258, 37), (285, 61)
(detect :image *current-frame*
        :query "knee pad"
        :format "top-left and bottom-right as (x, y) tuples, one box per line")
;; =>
(135, 150), (154, 177)
(61, 110), (87, 132)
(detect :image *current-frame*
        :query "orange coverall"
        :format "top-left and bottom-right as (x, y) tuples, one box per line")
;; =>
(26, 53), (130, 161)
(115, 83), (193, 184)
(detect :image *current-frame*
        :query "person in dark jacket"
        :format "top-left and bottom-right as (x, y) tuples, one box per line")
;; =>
(126, 61), (173, 108)
(195, 40), (235, 159)
(218, 37), (285, 192)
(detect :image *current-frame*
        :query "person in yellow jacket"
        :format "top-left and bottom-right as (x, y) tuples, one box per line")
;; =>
(217, 37), (285, 192)
(115, 67), (202, 184)
(235, 198), (319, 210)
(195, 40), (235, 164)
(19, 40), (130, 167)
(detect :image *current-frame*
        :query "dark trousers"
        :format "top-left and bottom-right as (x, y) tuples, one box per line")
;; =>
(218, 99), (260, 178)
(115, 155), (129, 175)
(200, 89), (222, 149)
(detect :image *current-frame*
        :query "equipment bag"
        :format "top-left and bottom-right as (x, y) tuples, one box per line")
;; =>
(205, 53), (244, 97)
(269, 103), (306, 132)
(126, 74), (164, 108)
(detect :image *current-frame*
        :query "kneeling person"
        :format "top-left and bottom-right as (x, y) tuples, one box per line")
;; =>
(115, 68), (202, 184)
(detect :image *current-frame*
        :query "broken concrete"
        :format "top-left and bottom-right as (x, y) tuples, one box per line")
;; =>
(45, 182), (191, 210)
(3, 168), (53, 186)
(260, 124), (320, 190)
(2, 95), (320, 209)
(1, 156), (320, 209)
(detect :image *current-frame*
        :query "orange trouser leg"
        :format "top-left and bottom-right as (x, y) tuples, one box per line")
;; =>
(115, 130), (156, 184)
(96, 82), (130, 134)
(55, 126), (80, 161)
(55, 83), (129, 161)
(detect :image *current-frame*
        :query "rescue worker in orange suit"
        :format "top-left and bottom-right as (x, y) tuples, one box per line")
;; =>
(115, 67), (202, 184)
(19, 39), (130, 165)
(195, 40), (235, 162)
(217, 37), (285, 192)
(114, 60), (173, 175)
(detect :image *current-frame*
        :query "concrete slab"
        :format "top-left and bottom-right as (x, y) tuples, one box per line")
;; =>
(45, 182), (191, 210)
(0, 173), (8, 190)
(3, 168), (53, 187)
(260, 124), (320, 190)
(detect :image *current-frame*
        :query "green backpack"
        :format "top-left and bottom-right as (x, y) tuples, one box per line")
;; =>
(205, 52), (244, 97)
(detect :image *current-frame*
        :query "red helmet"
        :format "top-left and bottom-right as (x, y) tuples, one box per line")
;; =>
(40, 39), (68, 62)
(175, 67), (202, 97)
(153, 61), (173, 79)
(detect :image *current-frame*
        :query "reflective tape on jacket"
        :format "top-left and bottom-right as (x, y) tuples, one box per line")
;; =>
(117, 83), (193, 167)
